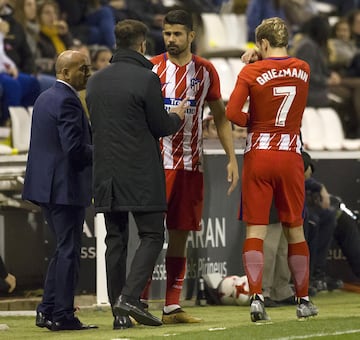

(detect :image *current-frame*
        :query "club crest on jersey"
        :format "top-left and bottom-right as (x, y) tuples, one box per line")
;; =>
(190, 78), (201, 93)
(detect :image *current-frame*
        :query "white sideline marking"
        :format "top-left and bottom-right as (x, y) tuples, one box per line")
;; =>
(208, 327), (226, 331)
(0, 311), (35, 317)
(270, 329), (360, 340)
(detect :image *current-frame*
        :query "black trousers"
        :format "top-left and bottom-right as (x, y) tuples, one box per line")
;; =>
(104, 211), (164, 310)
(38, 203), (85, 322)
(334, 212), (360, 278)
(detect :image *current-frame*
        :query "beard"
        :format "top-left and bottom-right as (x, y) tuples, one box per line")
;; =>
(166, 44), (187, 56)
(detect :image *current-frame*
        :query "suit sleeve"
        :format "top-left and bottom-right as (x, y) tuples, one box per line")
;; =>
(57, 97), (93, 169)
(226, 73), (250, 127)
(144, 73), (182, 138)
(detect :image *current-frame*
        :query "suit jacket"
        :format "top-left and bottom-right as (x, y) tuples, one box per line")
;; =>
(86, 48), (182, 213)
(22, 81), (93, 207)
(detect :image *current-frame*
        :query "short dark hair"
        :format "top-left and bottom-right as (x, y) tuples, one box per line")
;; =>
(114, 19), (149, 49)
(164, 9), (193, 31)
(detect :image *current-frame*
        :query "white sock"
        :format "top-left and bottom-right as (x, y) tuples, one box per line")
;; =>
(163, 304), (181, 314)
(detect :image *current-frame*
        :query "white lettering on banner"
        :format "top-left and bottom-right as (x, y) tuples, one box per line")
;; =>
(151, 257), (228, 280)
(197, 257), (227, 277)
(152, 259), (167, 281)
(187, 217), (226, 249)
(327, 248), (347, 261)
(81, 246), (96, 259)
(186, 257), (228, 279)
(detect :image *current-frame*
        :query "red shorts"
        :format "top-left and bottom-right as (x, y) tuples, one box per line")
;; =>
(241, 150), (305, 227)
(165, 169), (203, 231)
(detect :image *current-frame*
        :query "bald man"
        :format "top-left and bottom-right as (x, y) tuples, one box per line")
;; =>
(23, 50), (97, 331)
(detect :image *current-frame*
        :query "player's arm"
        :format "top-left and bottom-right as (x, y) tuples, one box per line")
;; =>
(208, 99), (239, 195)
(225, 75), (249, 127)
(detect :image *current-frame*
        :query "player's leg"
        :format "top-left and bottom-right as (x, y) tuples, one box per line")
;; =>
(276, 152), (317, 318)
(162, 170), (203, 324)
(241, 151), (274, 321)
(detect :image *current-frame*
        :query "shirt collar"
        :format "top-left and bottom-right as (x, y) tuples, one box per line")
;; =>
(56, 79), (79, 97)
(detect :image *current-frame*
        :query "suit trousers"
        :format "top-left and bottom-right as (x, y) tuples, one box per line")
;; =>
(38, 203), (85, 321)
(263, 223), (293, 301)
(104, 211), (165, 310)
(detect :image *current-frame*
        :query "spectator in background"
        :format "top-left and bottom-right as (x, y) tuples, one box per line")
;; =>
(13, 0), (40, 59)
(329, 18), (360, 75)
(0, 14), (40, 125)
(348, 9), (360, 48)
(292, 15), (360, 138)
(90, 45), (112, 72)
(321, 0), (360, 16)
(126, 0), (167, 55)
(37, 0), (74, 75)
(0, 0), (35, 74)
(281, 0), (318, 33)
(13, 0), (56, 92)
(246, 0), (286, 42)
(0, 255), (16, 293)
(55, 0), (115, 49)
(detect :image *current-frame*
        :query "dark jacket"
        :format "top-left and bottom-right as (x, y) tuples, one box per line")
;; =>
(1, 9), (35, 74)
(37, 31), (74, 60)
(22, 81), (93, 206)
(86, 48), (182, 213)
(293, 36), (330, 108)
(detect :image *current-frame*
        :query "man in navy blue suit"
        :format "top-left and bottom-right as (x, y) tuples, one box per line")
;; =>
(22, 50), (97, 331)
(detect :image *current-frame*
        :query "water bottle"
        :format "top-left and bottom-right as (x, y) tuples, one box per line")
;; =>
(197, 277), (207, 306)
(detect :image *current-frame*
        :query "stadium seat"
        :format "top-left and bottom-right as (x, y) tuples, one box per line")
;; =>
(301, 107), (324, 150)
(227, 58), (245, 76)
(9, 106), (32, 153)
(27, 106), (34, 117)
(317, 107), (360, 150)
(220, 14), (248, 50)
(209, 58), (236, 101)
(200, 13), (244, 57)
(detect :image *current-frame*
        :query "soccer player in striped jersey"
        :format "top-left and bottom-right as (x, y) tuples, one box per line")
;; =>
(226, 17), (318, 322)
(143, 9), (239, 323)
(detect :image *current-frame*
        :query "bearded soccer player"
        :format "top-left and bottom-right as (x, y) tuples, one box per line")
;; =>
(226, 17), (318, 322)
(141, 9), (239, 324)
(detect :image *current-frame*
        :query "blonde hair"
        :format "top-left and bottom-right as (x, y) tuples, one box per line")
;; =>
(255, 17), (289, 48)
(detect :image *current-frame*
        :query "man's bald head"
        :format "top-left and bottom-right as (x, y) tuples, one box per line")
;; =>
(55, 50), (86, 74)
(55, 50), (91, 91)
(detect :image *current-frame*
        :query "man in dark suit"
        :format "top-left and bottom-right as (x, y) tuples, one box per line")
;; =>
(22, 50), (97, 331)
(86, 19), (187, 329)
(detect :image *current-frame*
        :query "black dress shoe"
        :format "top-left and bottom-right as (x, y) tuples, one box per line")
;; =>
(51, 317), (98, 331)
(113, 295), (162, 326)
(35, 312), (52, 330)
(113, 315), (133, 330)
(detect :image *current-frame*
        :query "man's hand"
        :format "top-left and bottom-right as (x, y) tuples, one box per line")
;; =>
(6, 65), (18, 79)
(170, 97), (189, 120)
(226, 158), (239, 195)
(241, 49), (260, 64)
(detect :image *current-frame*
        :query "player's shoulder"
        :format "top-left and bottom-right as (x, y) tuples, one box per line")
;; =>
(194, 55), (216, 69)
(150, 53), (165, 65)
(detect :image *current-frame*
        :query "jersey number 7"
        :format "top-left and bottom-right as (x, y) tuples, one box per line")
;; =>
(273, 86), (296, 127)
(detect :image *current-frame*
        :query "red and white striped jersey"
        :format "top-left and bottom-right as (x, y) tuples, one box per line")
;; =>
(151, 53), (221, 171)
(226, 56), (310, 154)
